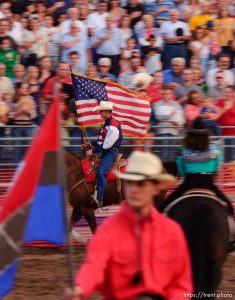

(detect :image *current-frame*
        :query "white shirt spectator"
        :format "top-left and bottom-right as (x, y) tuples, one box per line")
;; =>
(87, 12), (109, 34)
(60, 19), (87, 36)
(206, 69), (234, 88)
(160, 20), (191, 40)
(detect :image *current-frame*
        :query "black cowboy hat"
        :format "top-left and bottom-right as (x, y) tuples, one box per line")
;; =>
(187, 117), (210, 134)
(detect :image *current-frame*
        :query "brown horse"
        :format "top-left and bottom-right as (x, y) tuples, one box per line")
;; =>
(65, 149), (125, 233)
(65, 149), (168, 233)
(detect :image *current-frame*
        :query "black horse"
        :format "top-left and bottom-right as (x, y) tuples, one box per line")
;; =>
(157, 159), (230, 300)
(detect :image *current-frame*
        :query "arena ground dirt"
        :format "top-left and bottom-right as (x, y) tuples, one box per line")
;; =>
(4, 247), (235, 300)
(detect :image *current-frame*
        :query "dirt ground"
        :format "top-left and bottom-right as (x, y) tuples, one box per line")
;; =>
(4, 246), (235, 300)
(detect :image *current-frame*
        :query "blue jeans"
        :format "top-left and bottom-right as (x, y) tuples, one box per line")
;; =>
(163, 43), (188, 69)
(157, 133), (176, 161)
(97, 148), (118, 201)
(12, 126), (36, 163)
(224, 138), (235, 162)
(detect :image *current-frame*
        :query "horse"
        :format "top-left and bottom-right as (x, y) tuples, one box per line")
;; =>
(65, 148), (168, 233)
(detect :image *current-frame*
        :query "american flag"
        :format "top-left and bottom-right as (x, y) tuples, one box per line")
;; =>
(71, 73), (151, 137)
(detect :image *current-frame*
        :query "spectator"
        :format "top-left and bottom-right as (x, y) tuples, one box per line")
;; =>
(192, 66), (207, 93)
(214, 7), (235, 50)
(109, 0), (126, 28)
(136, 14), (162, 49)
(160, 9), (191, 69)
(12, 64), (26, 86)
(91, 15), (125, 76)
(78, 4), (90, 23)
(163, 57), (185, 88)
(69, 51), (83, 74)
(142, 34), (162, 75)
(184, 90), (202, 125)
(118, 55), (146, 89)
(120, 37), (138, 71)
(41, 15), (60, 71)
(60, 7), (87, 36)
(143, 0), (176, 25)
(26, 66), (42, 124)
(147, 70), (164, 103)
(60, 22), (89, 74)
(189, 27), (210, 73)
(11, 82), (37, 163)
(189, 55), (200, 70)
(124, 0), (144, 29)
(38, 56), (54, 86)
(199, 96), (221, 135)
(181, 0), (201, 20)
(152, 87), (185, 161)
(0, 62), (14, 98)
(97, 57), (117, 82)
(0, 36), (18, 78)
(41, 62), (71, 113)
(46, 0), (73, 19)
(86, 63), (98, 79)
(206, 54), (234, 88)
(35, 1), (47, 24)
(119, 15), (133, 46)
(0, 18), (17, 49)
(87, 0), (108, 36)
(174, 68), (203, 105)
(208, 70), (226, 101)
(215, 85), (235, 161)
(189, 1), (213, 32)
(22, 17), (48, 66)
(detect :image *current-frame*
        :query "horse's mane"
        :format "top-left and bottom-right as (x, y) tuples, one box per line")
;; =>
(64, 147), (82, 162)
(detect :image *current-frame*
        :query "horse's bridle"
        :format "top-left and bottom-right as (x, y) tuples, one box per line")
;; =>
(68, 161), (95, 198)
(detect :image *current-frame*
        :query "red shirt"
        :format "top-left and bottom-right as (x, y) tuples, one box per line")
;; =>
(75, 203), (193, 300)
(215, 99), (235, 135)
(147, 84), (163, 103)
(41, 75), (71, 98)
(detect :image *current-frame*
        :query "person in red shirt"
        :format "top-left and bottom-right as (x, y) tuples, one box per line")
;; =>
(147, 70), (163, 103)
(65, 151), (193, 300)
(41, 62), (71, 114)
(215, 85), (235, 161)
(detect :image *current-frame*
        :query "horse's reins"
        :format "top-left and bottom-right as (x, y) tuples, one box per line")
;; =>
(68, 161), (95, 198)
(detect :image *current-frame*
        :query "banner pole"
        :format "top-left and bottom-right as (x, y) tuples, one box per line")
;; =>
(57, 92), (75, 288)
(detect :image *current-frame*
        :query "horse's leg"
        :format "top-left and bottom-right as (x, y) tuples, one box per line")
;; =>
(82, 207), (97, 234)
(70, 206), (82, 231)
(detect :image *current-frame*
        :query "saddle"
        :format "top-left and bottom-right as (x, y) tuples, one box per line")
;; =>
(81, 154), (126, 204)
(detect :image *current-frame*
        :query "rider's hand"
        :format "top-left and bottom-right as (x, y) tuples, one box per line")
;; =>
(81, 144), (87, 150)
(86, 149), (93, 157)
(64, 286), (82, 300)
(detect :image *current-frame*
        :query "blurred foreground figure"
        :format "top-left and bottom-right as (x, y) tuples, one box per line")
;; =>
(65, 151), (193, 300)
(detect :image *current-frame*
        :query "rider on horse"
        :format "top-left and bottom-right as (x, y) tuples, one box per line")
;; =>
(85, 101), (123, 208)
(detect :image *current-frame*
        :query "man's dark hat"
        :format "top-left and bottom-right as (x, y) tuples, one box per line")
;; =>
(176, 28), (184, 36)
(187, 117), (210, 134)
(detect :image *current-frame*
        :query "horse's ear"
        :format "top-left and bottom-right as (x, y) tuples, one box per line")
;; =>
(162, 161), (178, 177)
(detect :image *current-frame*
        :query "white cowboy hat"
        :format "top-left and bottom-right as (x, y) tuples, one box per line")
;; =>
(93, 101), (114, 112)
(114, 151), (177, 189)
(132, 73), (153, 90)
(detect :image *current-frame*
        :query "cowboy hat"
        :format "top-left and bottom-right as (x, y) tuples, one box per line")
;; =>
(114, 151), (177, 189)
(93, 101), (114, 112)
(187, 117), (210, 134)
(132, 73), (153, 91)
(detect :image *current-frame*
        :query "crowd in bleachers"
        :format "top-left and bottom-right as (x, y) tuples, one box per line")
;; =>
(0, 0), (235, 162)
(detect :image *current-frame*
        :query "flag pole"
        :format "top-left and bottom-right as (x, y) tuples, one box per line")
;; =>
(57, 93), (75, 288)
(69, 66), (87, 158)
